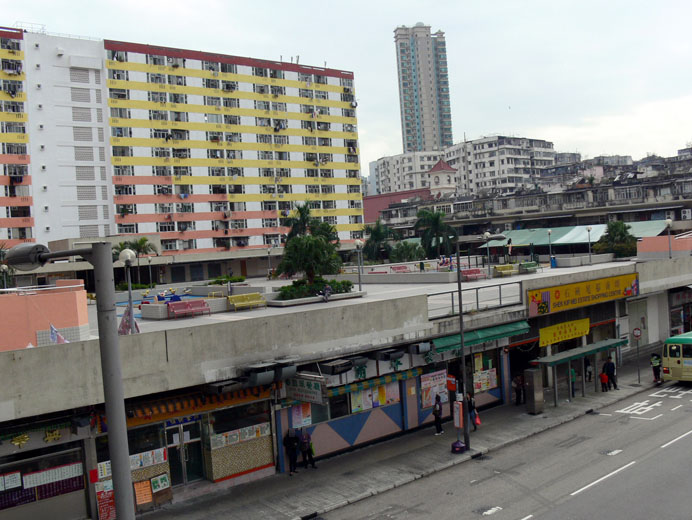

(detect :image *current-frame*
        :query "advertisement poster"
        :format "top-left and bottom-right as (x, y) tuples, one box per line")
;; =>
(474, 353), (483, 372)
(351, 390), (364, 412)
(150, 473), (170, 493)
(385, 381), (400, 404)
(473, 368), (498, 392)
(134, 480), (153, 505)
(96, 480), (116, 520)
(420, 370), (448, 408)
(291, 403), (312, 427)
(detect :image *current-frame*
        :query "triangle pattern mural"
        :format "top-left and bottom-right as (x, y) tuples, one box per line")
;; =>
(329, 410), (372, 446)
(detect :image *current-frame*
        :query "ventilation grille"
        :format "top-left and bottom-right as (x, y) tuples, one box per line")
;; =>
(72, 107), (91, 122)
(97, 128), (104, 142)
(100, 166), (106, 181)
(73, 127), (93, 142)
(95, 90), (102, 103)
(78, 206), (98, 220)
(79, 225), (100, 238)
(74, 146), (94, 161)
(71, 87), (91, 103)
(69, 68), (90, 84)
(75, 166), (95, 181)
(77, 186), (97, 201)
(98, 147), (105, 161)
(96, 108), (103, 123)
(101, 186), (108, 200)
(94, 70), (101, 84)
(102, 205), (109, 219)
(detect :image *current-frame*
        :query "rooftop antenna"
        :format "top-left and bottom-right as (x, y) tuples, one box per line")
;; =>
(296, 55), (300, 64)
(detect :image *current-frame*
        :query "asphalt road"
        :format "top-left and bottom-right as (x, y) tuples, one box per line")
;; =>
(324, 383), (692, 520)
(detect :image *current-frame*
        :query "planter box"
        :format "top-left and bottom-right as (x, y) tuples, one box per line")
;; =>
(266, 291), (365, 307)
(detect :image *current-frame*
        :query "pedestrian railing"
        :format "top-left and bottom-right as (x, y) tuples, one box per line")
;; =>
(427, 281), (523, 319)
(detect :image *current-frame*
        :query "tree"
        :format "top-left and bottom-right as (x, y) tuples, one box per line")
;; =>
(276, 235), (341, 284)
(285, 203), (319, 243)
(593, 221), (637, 258)
(0, 242), (15, 288)
(309, 220), (340, 247)
(111, 241), (131, 262)
(363, 219), (397, 261)
(128, 237), (158, 284)
(389, 241), (426, 263)
(414, 209), (457, 258)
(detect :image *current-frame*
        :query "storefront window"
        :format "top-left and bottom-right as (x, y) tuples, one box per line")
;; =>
(351, 382), (400, 412)
(96, 424), (164, 462)
(211, 401), (269, 435)
(328, 394), (350, 419)
(290, 402), (329, 428)
(420, 370), (447, 409)
(472, 351), (499, 393)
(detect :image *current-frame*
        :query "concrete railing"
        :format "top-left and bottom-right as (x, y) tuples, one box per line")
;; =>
(427, 281), (523, 319)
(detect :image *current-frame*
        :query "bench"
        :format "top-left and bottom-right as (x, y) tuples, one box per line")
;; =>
(461, 268), (488, 282)
(228, 292), (267, 311)
(391, 265), (411, 274)
(494, 265), (517, 277)
(519, 261), (541, 274)
(167, 299), (211, 319)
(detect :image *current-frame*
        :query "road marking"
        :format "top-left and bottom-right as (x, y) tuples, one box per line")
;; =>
(630, 414), (662, 421)
(519, 516), (534, 520)
(598, 413), (612, 416)
(660, 428), (692, 448)
(605, 449), (622, 456)
(671, 405), (683, 411)
(570, 461), (636, 496)
(481, 506), (503, 515)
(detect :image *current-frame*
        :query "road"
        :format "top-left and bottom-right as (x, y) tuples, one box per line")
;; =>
(325, 383), (692, 520)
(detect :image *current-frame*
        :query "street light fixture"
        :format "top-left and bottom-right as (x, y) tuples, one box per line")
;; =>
(5, 242), (135, 520)
(354, 239), (364, 292)
(147, 256), (153, 288)
(666, 218), (673, 259)
(547, 229), (553, 267)
(586, 226), (593, 265)
(119, 248), (137, 335)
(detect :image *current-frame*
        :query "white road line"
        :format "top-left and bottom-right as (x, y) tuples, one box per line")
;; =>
(598, 413), (613, 416)
(519, 516), (534, 520)
(630, 414), (663, 421)
(660, 429), (692, 448)
(671, 405), (683, 411)
(570, 461), (636, 496)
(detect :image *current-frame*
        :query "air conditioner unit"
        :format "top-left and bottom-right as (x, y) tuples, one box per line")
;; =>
(665, 210), (675, 221)
(681, 209), (692, 220)
(350, 101), (358, 108)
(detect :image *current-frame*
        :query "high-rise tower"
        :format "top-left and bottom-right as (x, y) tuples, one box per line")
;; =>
(394, 23), (452, 153)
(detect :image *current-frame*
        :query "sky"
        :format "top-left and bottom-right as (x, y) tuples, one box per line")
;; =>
(5, 1), (692, 175)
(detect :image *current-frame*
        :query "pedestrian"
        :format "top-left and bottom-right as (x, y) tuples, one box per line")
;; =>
(602, 356), (617, 390)
(299, 428), (317, 469)
(599, 371), (609, 392)
(650, 353), (662, 383)
(585, 357), (593, 382)
(512, 374), (524, 405)
(570, 366), (577, 397)
(283, 428), (299, 476)
(432, 394), (444, 435)
(466, 392), (478, 431)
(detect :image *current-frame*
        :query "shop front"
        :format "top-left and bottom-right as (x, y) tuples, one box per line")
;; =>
(669, 288), (692, 336)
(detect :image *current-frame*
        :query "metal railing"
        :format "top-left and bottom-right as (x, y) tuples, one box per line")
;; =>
(427, 281), (523, 319)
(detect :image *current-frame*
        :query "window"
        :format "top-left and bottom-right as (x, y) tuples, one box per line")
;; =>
(262, 218), (278, 228)
(329, 394), (350, 419)
(255, 100), (270, 111)
(211, 402), (270, 435)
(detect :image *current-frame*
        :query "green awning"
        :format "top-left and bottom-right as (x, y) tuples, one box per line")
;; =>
(433, 321), (530, 352)
(535, 338), (627, 367)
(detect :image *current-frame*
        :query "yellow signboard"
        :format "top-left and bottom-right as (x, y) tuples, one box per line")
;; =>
(539, 318), (590, 347)
(528, 273), (638, 317)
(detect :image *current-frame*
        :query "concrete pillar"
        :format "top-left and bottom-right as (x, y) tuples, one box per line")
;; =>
(545, 344), (553, 386)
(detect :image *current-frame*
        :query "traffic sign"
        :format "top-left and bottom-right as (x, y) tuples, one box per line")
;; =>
(633, 327), (642, 339)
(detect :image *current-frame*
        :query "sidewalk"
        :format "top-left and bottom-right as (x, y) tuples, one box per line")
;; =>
(146, 358), (656, 520)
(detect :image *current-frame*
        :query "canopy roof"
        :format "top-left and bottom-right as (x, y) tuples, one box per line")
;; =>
(534, 338), (627, 367)
(485, 220), (668, 247)
(433, 321), (530, 351)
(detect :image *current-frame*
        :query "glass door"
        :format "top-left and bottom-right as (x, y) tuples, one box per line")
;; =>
(166, 420), (204, 486)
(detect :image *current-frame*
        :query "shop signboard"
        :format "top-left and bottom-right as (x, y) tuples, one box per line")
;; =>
(528, 274), (638, 317)
(539, 318), (590, 347)
(285, 374), (327, 404)
(95, 480), (115, 520)
(420, 370), (448, 408)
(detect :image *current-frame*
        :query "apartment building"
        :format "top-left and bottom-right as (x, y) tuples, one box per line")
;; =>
(394, 23), (452, 153)
(0, 26), (365, 254)
(371, 150), (443, 194)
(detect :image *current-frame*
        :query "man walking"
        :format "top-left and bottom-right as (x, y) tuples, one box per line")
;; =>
(602, 356), (617, 390)
(432, 394), (444, 435)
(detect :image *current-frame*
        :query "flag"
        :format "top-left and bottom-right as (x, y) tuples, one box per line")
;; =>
(118, 307), (140, 335)
(49, 324), (69, 344)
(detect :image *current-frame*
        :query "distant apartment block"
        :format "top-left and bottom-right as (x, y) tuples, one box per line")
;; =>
(394, 23), (452, 153)
(0, 26), (364, 252)
(372, 150), (444, 194)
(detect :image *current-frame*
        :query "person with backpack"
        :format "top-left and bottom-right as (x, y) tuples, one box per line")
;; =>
(299, 428), (317, 469)
(283, 429), (300, 476)
(432, 394), (444, 435)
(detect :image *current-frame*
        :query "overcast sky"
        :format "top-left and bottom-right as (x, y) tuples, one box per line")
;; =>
(6, 1), (692, 174)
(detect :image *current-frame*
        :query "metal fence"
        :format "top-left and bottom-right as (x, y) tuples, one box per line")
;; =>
(427, 281), (523, 319)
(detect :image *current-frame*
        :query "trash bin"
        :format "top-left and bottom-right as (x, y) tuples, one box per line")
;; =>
(419, 261), (425, 272)
(550, 256), (557, 268)
(524, 368), (544, 415)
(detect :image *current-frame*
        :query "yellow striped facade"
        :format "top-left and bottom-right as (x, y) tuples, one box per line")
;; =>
(168, 176), (359, 186)
(0, 49), (24, 60)
(0, 112), (28, 122)
(0, 91), (26, 102)
(0, 132), (28, 143)
(111, 155), (360, 171)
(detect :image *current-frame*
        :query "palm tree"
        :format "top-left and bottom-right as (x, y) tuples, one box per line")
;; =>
(414, 209), (457, 258)
(593, 221), (636, 258)
(285, 203), (319, 243)
(276, 235), (341, 284)
(309, 220), (340, 247)
(127, 237), (158, 284)
(111, 241), (131, 262)
(390, 241), (426, 263)
(363, 219), (397, 261)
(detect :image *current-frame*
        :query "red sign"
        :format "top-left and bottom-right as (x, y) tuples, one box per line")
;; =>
(97, 489), (116, 520)
(446, 375), (457, 391)
(633, 328), (642, 339)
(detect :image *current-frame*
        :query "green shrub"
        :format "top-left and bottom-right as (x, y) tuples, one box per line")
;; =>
(277, 277), (353, 300)
(207, 275), (246, 285)
(116, 282), (151, 291)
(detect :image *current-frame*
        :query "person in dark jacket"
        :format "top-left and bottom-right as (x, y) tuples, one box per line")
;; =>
(299, 428), (317, 469)
(283, 429), (299, 476)
(602, 356), (617, 390)
(432, 394), (444, 435)
(467, 392), (478, 431)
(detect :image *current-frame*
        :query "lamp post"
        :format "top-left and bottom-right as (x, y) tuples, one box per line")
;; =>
(586, 226), (592, 265)
(455, 240), (470, 451)
(267, 246), (272, 277)
(666, 218), (672, 259)
(147, 256), (153, 288)
(6, 243), (135, 520)
(354, 239), (364, 292)
(483, 231), (492, 278)
(119, 249), (137, 335)
(547, 229), (553, 266)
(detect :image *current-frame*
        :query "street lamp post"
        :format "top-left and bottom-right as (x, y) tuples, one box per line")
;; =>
(6, 243), (135, 520)
(586, 226), (592, 265)
(354, 239), (364, 292)
(483, 231), (492, 278)
(455, 240), (470, 451)
(267, 246), (272, 277)
(547, 229), (553, 266)
(666, 218), (672, 259)
(119, 249), (137, 335)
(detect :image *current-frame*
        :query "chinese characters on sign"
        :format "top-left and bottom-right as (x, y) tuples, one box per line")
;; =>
(420, 370), (448, 408)
(285, 376), (327, 404)
(528, 274), (638, 317)
(539, 318), (590, 347)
